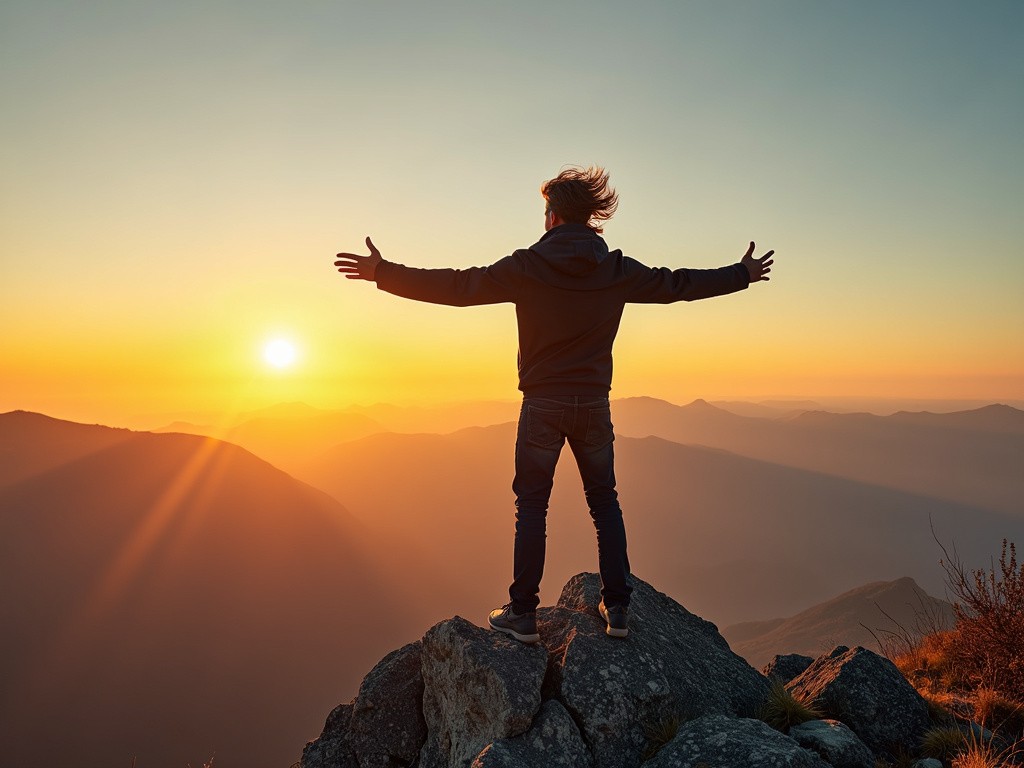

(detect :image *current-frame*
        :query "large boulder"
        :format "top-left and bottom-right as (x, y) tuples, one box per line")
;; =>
(301, 702), (357, 768)
(541, 574), (771, 768)
(348, 641), (427, 767)
(418, 616), (548, 768)
(763, 653), (815, 684)
(788, 719), (874, 768)
(301, 642), (426, 768)
(642, 714), (831, 768)
(471, 700), (593, 768)
(787, 646), (930, 756)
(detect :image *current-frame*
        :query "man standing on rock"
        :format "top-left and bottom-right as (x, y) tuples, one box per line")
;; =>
(334, 166), (774, 642)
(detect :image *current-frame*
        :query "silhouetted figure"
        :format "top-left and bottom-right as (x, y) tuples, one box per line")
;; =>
(335, 166), (773, 642)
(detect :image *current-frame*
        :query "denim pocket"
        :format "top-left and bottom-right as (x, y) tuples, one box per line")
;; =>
(526, 405), (565, 449)
(584, 406), (614, 449)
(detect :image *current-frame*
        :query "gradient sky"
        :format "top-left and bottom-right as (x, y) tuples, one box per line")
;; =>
(2, 1), (1022, 426)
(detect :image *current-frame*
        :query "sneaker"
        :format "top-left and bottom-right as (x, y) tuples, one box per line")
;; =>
(599, 601), (629, 638)
(488, 604), (540, 643)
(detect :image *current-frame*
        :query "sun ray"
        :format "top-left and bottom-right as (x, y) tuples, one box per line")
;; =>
(25, 435), (227, 709)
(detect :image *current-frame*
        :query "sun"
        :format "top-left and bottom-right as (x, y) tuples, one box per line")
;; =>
(263, 338), (298, 369)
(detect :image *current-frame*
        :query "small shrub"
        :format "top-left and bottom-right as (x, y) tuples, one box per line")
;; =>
(938, 537), (1024, 701)
(757, 679), (822, 733)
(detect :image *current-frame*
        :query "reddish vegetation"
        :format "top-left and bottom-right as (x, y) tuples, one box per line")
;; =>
(892, 539), (1024, 741)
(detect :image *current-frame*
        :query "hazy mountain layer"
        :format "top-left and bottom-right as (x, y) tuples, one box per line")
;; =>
(156, 398), (1024, 517)
(0, 412), (421, 768)
(611, 397), (1024, 516)
(297, 421), (1015, 628)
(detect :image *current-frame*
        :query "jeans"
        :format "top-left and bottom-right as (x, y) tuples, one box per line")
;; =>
(509, 395), (632, 613)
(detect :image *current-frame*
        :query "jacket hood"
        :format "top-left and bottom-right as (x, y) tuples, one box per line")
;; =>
(528, 224), (610, 280)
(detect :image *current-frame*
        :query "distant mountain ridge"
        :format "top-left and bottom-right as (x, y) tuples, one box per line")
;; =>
(610, 397), (1024, 516)
(722, 577), (955, 668)
(147, 398), (1024, 517)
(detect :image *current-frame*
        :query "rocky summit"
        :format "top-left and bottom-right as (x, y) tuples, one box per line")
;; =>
(301, 574), (968, 768)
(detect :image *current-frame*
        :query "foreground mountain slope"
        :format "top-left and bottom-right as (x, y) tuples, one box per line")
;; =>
(0, 412), (413, 768)
(722, 577), (955, 668)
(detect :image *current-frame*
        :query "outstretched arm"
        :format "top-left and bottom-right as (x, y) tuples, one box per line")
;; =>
(335, 236), (383, 281)
(625, 241), (775, 303)
(740, 241), (774, 282)
(333, 236), (520, 306)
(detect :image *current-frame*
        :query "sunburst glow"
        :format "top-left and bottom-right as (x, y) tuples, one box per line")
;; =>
(263, 338), (298, 369)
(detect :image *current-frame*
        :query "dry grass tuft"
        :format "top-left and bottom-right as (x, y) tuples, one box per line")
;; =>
(757, 679), (823, 733)
(950, 736), (1023, 768)
(641, 712), (690, 762)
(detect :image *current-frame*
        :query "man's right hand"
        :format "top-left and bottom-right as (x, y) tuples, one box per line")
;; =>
(741, 241), (774, 283)
(334, 236), (383, 281)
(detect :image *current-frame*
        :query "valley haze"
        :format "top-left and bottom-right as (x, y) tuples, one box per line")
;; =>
(2, 395), (1021, 767)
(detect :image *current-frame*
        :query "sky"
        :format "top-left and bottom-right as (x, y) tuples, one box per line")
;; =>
(2, 1), (1023, 426)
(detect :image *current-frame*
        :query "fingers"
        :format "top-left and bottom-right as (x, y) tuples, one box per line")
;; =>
(761, 259), (774, 268)
(761, 249), (774, 260)
(365, 236), (380, 258)
(743, 241), (755, 258)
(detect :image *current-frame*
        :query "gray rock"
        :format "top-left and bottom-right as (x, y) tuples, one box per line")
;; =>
(787, 646), (930, 756)
(348, 641), (427, 767)
(542, 573), (771, 768)
(913, 760), (944, 768)
(642, 714), (831, 768)
(763, 653), (815, 684)
(418, 616), (547, 768)
(788, 719), (874, 768)
(471, 700), (593, 768)
(956, 719), (994, 741)
(301, 703), (358, 768)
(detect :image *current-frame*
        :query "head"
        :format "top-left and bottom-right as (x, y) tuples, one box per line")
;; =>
(541, 166), (619, 233)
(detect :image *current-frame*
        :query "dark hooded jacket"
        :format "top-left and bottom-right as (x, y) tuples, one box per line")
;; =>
(374, 223), (750, 397)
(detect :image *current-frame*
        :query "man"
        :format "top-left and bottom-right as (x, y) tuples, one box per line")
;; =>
(334, 166), (773, 642)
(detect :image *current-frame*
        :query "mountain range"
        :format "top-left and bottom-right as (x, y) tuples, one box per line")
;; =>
(2, 398), (1021, 767)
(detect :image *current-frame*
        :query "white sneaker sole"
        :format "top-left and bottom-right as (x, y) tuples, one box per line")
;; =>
(599, 604), (629, 638)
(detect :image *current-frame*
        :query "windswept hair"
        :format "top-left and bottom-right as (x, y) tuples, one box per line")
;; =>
(541, 166), (619, 234)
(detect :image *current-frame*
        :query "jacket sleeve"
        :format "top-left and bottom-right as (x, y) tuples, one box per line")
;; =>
(374, 255), (521, 307)
(623, 258), (750, 304)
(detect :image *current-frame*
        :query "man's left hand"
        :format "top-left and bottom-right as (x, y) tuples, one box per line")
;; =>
(741, 241), (774, 283)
